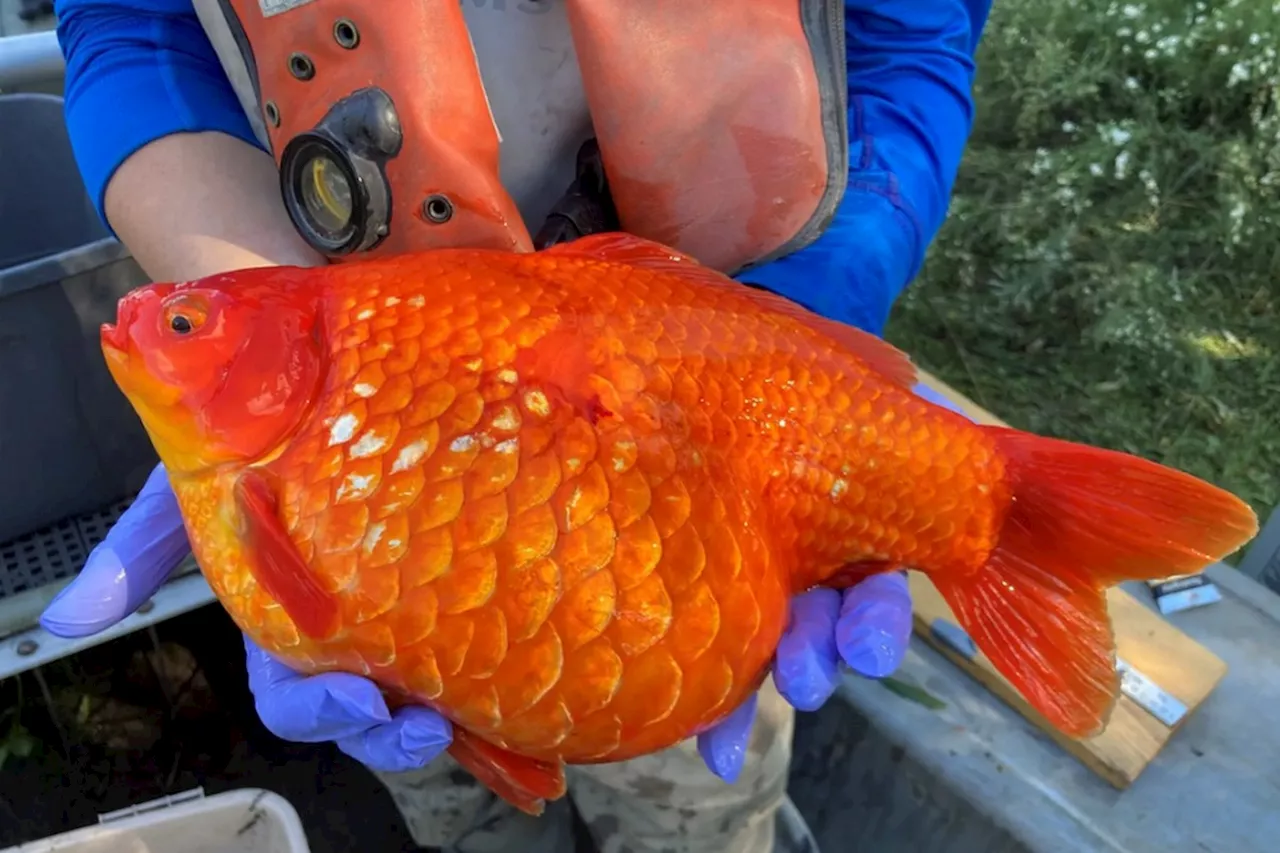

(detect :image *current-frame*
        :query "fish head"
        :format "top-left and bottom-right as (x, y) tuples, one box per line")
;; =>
(101, 269), (327, 476)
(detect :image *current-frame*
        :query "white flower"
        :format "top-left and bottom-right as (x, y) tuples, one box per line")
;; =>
(1115, 150), (1132, 180)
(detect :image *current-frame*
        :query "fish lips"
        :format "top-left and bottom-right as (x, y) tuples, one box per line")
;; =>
(101, 283), (178, 359)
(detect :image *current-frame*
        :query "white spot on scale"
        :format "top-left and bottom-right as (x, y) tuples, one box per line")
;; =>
(497, 369), (518, 384)
(612, 456), (627, 472)
(407, 295), (425, 308)
(328, 412), (359, 446)
(463, 358), (483, 372)
(356, 308), (375, 321)
(496, 438), (518, 455)
(352, 383), (378, 398)
(479, 433), (496, 449)
(830, 479), (849, 501)
(387, 539), (403, 550)
(450, 435), (476, 453)
(336, 472), (375, 501)
(384, 296), (401, 307)
(362, 521), (386, 553)
(492, 409), (519, 432)
(391, 440), (430, 473)
(564, 486), (583, 528)
(523, 389), (551, 418)
(350, 431), (389, 459)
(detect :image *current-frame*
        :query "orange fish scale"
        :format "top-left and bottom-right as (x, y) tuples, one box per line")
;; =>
(177, 250), (1010, 765)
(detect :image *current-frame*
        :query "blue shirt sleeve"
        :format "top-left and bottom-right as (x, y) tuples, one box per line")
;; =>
(740, 0), (993, 336)
(55, 0), (990, 311)
(54, 0), (261, 229)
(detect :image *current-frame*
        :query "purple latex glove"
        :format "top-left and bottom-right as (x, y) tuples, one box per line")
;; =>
(35, 464), (777, 777)
(243, 634), (451, 772)
(40, 462), (455, 773)
(40, 463), (190, 637)
(695, 381), (973, 782)
(43, 378), (969, 780)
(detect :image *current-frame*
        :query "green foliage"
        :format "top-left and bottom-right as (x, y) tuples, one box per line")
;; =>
(888, 0), (1280, 519)
(0, 703), (36, 772)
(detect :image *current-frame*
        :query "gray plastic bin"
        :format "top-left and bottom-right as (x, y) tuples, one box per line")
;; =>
(0, 93), (157, 548)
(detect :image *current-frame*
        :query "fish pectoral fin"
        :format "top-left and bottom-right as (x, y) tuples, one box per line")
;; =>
(234, 470), (340, 641)
(446, 727), (567, 817)
(542, 232), (917, 390)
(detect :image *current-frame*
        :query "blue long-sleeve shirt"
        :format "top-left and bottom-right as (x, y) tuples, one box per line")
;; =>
(54, 0), (990, 336)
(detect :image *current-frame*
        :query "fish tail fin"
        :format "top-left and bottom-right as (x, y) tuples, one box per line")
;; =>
(932, 427), (1257, 738)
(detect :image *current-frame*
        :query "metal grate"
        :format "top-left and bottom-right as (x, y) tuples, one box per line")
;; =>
(0, 497), (134, 600)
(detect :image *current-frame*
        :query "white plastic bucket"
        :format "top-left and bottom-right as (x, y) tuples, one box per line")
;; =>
(1, 788), (312, 853)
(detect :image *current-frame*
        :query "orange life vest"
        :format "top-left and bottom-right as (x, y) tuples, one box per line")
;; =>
(193, 0), (847, 275)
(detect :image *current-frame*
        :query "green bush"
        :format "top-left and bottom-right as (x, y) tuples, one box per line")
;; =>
(889, 0), (1280, 520)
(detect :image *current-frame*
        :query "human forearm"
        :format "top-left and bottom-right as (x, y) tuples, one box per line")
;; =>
(104, 132), (324, 281)
(842, 0), (993, 283)
(55, 0), (321, 279)
(740, 0), (991, 336)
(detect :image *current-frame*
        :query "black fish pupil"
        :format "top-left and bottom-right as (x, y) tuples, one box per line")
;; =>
(170, 315), (193, 334)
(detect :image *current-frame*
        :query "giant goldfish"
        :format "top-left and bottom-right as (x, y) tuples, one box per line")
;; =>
(100, 233), (1257, 814)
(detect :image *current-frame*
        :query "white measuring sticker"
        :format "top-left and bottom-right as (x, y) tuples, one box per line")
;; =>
(1146, 573), (1223, 615)
(1116, 657), (1188, 728)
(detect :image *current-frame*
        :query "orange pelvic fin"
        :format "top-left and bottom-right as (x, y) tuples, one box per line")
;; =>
(545, 232), (917, 389)
(234, 471), (339, 641)
(446, 727), (567, 817)
(933, 428), (1258, 738)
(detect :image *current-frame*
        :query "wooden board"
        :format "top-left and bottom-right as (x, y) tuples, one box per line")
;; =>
(911, 371), (1229, 788)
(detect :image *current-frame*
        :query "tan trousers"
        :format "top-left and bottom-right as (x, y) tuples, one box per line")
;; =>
(374, 678), (811, 853)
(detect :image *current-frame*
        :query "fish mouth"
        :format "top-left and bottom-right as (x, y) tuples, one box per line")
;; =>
(101, 320), (128, 354)
(102, 283), (175, 357)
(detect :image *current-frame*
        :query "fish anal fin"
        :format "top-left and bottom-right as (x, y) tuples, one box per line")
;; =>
(446, 727), (567, 817)
(234, 470), (340, 641)
(932, 558), (1117, 739)
(541, 232), (917, 390)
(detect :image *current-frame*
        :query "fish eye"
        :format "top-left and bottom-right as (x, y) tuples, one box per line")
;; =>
(161, 293), (210, 337)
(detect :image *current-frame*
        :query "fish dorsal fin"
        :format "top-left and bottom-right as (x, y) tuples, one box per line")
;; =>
(541, 233), (917, 391)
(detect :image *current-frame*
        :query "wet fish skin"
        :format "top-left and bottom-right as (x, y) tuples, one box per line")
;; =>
(100, 233), (1259, 815)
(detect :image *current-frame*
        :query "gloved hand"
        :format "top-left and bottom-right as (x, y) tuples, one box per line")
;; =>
(40, 462), (454, 773)
(698, 0), (994, 785)
(42, 377), (966, 779)
(694, 380), (971, 783)
(37, 474), (932, 780)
